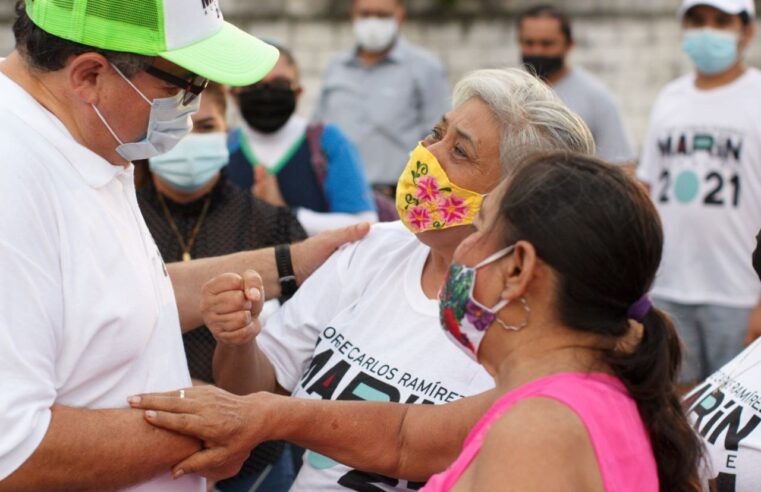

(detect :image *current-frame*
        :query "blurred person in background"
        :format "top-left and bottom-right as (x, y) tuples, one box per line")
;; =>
(518, 4), (636, 165)
(314, 0), (450, 199)
(685, 228), (761, 491)
(638, 0), (761, 387)
(137, 82), (306, 491)
(227, 43), (380, 235)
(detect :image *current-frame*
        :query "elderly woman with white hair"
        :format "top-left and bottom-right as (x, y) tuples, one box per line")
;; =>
(129, 68), (594, 490)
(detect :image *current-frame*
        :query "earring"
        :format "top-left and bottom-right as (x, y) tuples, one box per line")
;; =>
(496, 297), (531, 332)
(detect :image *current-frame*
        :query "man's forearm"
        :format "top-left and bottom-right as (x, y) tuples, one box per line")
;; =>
(0, 405), (200, 491)
(259, 389), (498, 481)
(213, 342), (278, 395)
(169, 249), (279, 332)
(170, 224), (372, 333)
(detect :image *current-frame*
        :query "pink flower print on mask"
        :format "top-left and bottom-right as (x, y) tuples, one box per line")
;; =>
(415, 176), (441, 203)
(438, 194), (469, 225)
(407, 206), (433, 231)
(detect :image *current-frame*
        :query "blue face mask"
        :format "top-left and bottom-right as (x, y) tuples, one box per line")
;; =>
(149, 132), (229, 193)
(682, 28), (740, 75)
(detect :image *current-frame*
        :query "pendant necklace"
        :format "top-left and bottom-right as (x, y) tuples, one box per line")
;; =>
(157, 192), (212, 262)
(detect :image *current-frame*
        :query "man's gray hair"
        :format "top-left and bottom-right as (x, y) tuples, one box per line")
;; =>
(452, 68), (595, 168)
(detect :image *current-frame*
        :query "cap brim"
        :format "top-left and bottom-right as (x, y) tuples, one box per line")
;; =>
(678, 1), (752, 19)
(159, 22), (279, 86)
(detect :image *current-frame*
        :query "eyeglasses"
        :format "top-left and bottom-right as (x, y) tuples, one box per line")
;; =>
(145, 65), (209, 106)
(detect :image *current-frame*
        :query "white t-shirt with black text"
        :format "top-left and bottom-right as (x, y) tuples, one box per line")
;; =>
(685, 337), (761, 491)
(259, 222), (494, 492)
(637, 69), (761, 308)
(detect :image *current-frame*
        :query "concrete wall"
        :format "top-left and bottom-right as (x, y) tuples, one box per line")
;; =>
(2, 0), (760, 151)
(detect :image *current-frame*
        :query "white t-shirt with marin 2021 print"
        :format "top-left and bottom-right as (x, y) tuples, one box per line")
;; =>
(259, 222), (494, 492)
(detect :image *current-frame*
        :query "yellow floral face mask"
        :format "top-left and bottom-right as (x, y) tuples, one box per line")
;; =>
(396, 143), (484, 233)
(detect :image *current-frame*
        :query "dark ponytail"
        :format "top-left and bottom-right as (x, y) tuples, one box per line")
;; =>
(605, 308), (703, 492)
(499, 151), (702, 491)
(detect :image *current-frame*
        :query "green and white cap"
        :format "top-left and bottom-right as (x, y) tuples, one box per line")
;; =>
(24, 0), (279, 86)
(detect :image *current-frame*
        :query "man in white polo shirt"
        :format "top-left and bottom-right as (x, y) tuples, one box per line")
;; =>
(0, 0), (367, 490)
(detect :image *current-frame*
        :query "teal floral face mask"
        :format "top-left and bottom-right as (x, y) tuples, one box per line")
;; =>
(439, 245), (515, 361)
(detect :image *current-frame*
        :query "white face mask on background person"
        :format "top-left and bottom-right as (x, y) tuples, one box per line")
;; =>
(353, 17), (399, 53)
(92, 64), (200, 162)
(148, 132), (229, 193)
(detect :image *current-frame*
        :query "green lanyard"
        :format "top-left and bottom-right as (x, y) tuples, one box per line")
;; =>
(239, 129), (307, 175)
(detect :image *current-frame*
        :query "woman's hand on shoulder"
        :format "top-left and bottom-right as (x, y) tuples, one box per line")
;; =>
(290, 222), (370, 283)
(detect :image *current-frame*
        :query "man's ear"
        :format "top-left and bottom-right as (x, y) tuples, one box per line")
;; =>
(565, 37), (575, 55)
(67, 53), (111, 106)
(740, 22), (755, 52)
(396, 5), (406, 25)
(501, 240), (538, 301)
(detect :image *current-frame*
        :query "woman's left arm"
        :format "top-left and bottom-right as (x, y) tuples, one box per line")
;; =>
(129, 386), (500, 481)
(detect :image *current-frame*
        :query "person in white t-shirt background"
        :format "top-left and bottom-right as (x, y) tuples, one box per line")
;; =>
(127, 68), (594, 492)
(637, 0), (761, 387)
(684, 228), (761, 492)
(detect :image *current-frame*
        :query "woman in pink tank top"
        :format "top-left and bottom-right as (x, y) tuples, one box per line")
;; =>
(424, 153), (703, 491)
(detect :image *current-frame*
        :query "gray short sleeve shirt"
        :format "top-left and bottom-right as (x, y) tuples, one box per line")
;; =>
(314, 37), (450, 184)
(553, 67), (635, 164)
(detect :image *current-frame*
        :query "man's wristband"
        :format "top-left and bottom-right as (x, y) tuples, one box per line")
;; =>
(275, 244), (298, 302)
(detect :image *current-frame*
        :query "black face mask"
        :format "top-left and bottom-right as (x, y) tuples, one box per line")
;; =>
(522, 55), (564, 80)
(238, 85), (297, 134)
(754, 229), (761, 282)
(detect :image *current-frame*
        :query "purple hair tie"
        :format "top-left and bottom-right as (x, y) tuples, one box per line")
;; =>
(627, 295), (652, 322)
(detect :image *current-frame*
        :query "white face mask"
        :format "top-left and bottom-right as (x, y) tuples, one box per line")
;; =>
(148, 132), (229, 193)
(353, 17), (398, 53)
(92, 65), (200, 162)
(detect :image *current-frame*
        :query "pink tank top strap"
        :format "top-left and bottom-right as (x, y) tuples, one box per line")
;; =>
(422, 372), (657, 492)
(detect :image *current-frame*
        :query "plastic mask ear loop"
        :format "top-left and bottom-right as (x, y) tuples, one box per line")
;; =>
(91, 104), (125, 146)
(92, 64), (152, 148)
(473, 245), (515, 269)
(466, 244), (515, 313)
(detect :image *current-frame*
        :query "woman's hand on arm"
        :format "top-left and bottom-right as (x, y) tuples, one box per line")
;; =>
(130, 387), (500, 482)
(128, 386), (279, 481)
